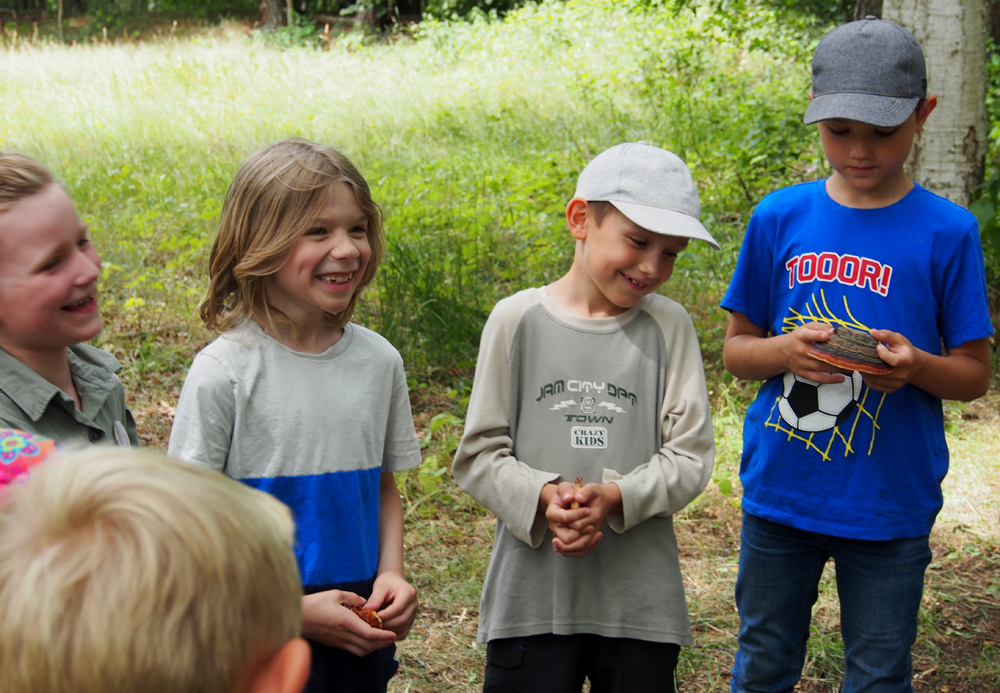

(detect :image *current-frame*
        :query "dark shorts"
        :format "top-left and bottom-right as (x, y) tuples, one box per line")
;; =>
(301, 639), (395, 693)
(484, 633), (680, 693)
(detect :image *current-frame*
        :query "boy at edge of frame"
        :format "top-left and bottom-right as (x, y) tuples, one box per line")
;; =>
(721, 17), (993, 693)
(454, 141), (719, 693)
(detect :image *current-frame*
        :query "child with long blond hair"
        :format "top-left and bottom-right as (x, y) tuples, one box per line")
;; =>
(169, 139), (422, 693)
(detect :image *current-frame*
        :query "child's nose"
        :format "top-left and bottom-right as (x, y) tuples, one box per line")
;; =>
(638, 254), (662, 279)
(328, 233), (360, 259)
(74, 249), (101, 285)
(849, 138), (874, 159)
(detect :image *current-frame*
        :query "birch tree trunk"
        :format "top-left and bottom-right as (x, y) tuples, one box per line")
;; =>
(883, 0), (987, 207)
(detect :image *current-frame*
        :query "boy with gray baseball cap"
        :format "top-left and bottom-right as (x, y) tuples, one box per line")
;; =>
(722, 17), (992, 693)
(453, 142), (717, 692)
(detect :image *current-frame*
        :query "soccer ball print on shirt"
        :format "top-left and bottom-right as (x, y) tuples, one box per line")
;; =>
(778, 370), (864, 433)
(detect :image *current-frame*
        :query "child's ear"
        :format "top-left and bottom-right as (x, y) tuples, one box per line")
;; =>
(566, 197), (591, 241)
(914, 95), (937, 132)
(243, 638), (311, 693)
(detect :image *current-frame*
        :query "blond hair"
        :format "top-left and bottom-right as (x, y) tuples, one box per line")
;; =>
(0, 151), (53, 213)
(201, 138), (385, 334)
(0, 448), (302, 693)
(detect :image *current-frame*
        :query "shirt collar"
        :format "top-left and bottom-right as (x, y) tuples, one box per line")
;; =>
(0, 346), (119, 422)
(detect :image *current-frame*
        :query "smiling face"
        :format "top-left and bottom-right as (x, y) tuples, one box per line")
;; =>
(817, 99), (934, 207)
(266, 182), (372, 331)
(0, 184), (102, 357)
(569, 202), (688, 316)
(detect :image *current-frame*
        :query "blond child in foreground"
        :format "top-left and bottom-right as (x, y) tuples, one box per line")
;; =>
(0, 447), (310, 693)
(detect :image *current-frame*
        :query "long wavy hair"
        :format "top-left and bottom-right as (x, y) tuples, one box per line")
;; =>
(200, 139), (385, 334)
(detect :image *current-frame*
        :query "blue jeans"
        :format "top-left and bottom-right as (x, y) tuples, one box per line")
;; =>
(730, 511), (932, 693)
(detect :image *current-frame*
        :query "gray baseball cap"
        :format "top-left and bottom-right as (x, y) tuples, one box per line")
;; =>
(574, 142), (719, 250)
(804, 17), (927, 127)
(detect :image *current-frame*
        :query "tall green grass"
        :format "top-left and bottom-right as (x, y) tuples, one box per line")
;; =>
(1, 0), (825, 386)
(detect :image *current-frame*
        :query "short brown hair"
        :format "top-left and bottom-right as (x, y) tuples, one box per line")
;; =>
(201, 138), (385, 334)
(0, 448), (302, 693)
(586, 200), (617, 226)
(0, 152), (53, 214)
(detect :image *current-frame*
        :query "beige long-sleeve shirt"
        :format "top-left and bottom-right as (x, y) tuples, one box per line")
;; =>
(453, 287), (715, 645)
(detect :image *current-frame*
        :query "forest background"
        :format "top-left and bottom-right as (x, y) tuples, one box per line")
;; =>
(2, 0), (999, 690)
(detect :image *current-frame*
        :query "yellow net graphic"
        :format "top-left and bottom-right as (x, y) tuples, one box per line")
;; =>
(763, 290), (888, 460)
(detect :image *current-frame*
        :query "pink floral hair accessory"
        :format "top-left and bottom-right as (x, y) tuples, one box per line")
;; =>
(0, 429), (58, 487)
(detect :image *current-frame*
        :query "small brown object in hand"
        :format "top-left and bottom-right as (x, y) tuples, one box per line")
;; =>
(570, 477), (583, 510)
(342, 603), (383, 629)
(808, 326), (892, 375)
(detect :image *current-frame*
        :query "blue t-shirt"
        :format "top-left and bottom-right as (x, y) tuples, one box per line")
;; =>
(722, 181), (993, 540)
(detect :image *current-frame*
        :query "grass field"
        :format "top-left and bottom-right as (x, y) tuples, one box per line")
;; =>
(2, 2), (998, 690)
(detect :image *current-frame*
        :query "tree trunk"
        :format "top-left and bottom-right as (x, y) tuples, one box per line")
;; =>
(883, 0), (987, 207)
(853, 0), (884, 20)
(259, 0), (285, 29)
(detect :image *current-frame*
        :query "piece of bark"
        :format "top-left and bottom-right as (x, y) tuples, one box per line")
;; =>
(809, 326), (892, 374)
(342, 604), (383, 629)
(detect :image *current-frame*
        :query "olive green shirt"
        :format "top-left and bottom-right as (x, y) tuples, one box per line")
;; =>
(0, 344), (138, 447)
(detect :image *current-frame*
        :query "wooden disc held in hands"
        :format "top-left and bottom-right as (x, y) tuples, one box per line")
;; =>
(343, 603), (383, 629)
(808, 326), (892, 374)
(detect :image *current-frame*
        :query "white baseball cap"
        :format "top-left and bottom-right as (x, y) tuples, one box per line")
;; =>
(574, 142), (719, 250)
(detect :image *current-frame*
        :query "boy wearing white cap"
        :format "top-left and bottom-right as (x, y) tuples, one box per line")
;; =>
(722, 18), (993, 693)
(453, 142), (718, 692)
